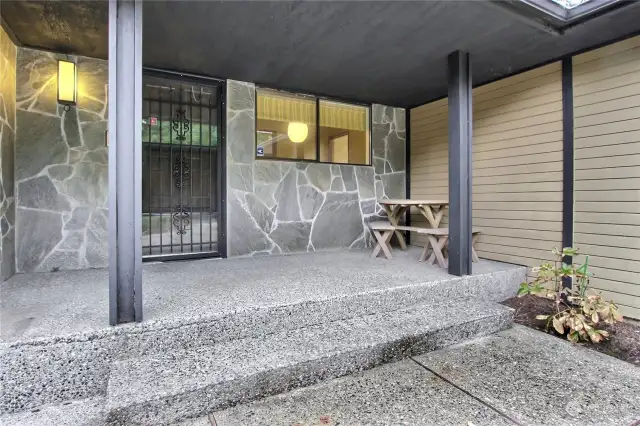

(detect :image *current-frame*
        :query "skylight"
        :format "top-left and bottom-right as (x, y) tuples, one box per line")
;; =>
(549, 0), (595, 9)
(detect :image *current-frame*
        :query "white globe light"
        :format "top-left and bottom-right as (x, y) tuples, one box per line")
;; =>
(287, 122), (308, 143)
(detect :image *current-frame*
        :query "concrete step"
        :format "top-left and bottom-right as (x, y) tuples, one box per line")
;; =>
(105, 299), (514, 425)
(0, 266), (523, 415)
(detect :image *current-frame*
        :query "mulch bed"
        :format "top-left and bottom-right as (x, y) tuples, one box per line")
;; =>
(501, 295), (640, 366)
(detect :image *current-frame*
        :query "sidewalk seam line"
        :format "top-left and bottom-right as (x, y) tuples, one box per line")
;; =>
(409, 356), (524, 426)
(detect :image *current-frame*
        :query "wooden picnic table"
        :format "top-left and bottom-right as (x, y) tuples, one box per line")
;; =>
(379, 199), (449, 248)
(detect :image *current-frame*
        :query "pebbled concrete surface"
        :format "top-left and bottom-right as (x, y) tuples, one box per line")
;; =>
(1, 249), (524, 415)
(213, 360), (512, 426)
(414, 325), (640, 426)
(105, 299), (513, 425)
(1, 248), (522, 343)
(0, 397), (106, 426)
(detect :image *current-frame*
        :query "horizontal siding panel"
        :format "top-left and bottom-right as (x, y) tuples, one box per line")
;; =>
(575, 154), (640, 169)
(575, 178), (640, 191)
(474, 192), (562, 203)
(574, 119), (640, 138)
(473, 182), (562, 194)
(474, 73), (560, 104)
(575, 201), (640, 214)
(474, 132), (562, 153)
(573, 70), (640, 97)
(473, 209), (561, 221)
(474, 161), (563, 177)
(596, 290), (640, 310)
(574, 190), (640, 202)
(574, 83), (640, 107)
(474, 201), (560, 211)
(575, 243), (640, 261)
(574, 233), (640, 250)
(474, 62), (560, 95)
(587, 276), (640, 298)
(474, 111), (562, 136)
(575, 166), (640, 180)
(475, 122), (562, 144)
(575, 211), (640, 226)
(575, 141), (640, 159)
(573, 36), (640, 65)
(474, 151), (563, 169)
(573, 222), (640, 237)
(474, 218), (562, 232)
(475, 172), (563, 185)
(477, 235), (554, 251)
(574, 94), (640, 118)
(477, 252), (551, 269)
(573, 46), (640, 77)
(575, 254), (640, 274)
(474, 142), (562, 161)
(475, 243), (556, 262)
(574, 107), (640, 128)
(474, 91), (562, 116)
(573, 58), (640, 87)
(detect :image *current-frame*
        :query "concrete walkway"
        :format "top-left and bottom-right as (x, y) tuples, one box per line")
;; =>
(200, 326), (640, 426)
(3, 326), (638, 425)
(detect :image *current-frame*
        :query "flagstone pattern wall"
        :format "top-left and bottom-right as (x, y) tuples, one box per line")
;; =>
(226, 80), (406, 256)
(15, 48), (108, 272)
(0, 27), (17, 280)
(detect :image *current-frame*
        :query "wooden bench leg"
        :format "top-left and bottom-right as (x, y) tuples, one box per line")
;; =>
(371, 229), (393, 259)
(418, 237), (431, 262)
(472, 234), (480, 263)
(426, 235), (448, 268)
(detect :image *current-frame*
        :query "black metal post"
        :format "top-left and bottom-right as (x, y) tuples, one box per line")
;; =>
(447, 51), (473, 276)
(561, 57), (575, 289)
(108, 0), (143, 325)
(405, 109), (411, 245)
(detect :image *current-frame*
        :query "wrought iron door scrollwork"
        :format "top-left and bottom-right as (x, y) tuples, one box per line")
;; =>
(172, 204), (190, 235)
(172, 109), (190, 141)
(173, 156), (190, 188)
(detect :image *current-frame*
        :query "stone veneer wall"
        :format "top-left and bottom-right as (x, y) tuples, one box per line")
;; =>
(15, 48), (108, 272)
(226, 80), (406, 256)
(0, 27), (17, 280)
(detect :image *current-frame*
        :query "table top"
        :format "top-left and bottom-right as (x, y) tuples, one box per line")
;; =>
(380, 199), (449, 206)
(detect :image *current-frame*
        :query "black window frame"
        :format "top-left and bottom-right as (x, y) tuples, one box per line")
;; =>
(254, 86), (372, 167)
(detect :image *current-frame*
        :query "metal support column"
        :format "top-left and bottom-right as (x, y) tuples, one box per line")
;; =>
(108, 0), (143, 324)
(447, 51), (473, 276)
(561, 57), (575, 289)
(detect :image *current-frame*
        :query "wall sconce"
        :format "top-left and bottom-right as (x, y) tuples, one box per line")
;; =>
(57, 60), (77, 109)
(287, 122), (308, 143)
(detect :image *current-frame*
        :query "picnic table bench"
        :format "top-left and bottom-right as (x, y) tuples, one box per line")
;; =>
(370, 221), (480, 268)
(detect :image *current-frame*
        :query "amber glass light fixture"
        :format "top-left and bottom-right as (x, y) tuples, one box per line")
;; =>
(287, 122), (308, 143)
(57, 60), (77, 107)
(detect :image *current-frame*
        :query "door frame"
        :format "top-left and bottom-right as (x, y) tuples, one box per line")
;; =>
(141, 67), (227, 260)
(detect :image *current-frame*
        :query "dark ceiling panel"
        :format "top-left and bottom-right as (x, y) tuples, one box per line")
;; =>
(2, 1), (639, 107)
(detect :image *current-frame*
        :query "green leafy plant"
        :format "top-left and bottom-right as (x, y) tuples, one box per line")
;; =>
(518, 247), (623, 343)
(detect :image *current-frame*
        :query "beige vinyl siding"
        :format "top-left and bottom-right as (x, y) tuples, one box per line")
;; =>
(410, 62), (564, 268)
(573, 36), (640, 319)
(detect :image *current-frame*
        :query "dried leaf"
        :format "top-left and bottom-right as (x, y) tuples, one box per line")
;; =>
(552, 317), (564, 334)
(536, 314), (550, 320)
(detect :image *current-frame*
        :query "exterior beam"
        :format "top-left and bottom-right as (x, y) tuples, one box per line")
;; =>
(447, 51), (473, 276)
(561, 57), (575, 288)
(108, 0), (143, 324)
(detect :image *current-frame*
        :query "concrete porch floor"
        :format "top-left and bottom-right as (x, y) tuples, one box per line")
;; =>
(1, 248), (519, 344)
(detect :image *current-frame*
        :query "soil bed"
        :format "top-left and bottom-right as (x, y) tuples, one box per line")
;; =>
(501, 295), (640, 366)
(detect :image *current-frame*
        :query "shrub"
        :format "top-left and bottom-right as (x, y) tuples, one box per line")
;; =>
(518, 247), (622, 343)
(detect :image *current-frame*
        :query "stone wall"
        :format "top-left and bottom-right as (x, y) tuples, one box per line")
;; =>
(226, 80), (405, 256)
(15, 48), (108, 272)
(0, 27), (17, 280)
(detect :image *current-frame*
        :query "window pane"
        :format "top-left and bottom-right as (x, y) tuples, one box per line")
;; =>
(256, 88), (317, 160)
(319, 100), (370, 165)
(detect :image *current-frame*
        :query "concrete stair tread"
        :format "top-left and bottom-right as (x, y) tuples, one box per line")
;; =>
(106, 299), (513, 424)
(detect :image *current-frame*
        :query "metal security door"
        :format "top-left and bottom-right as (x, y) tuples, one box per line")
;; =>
(142, 73), (223, 259)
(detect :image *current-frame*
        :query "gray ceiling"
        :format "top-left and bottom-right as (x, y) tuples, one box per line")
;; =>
(2, 1), (640, 108)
